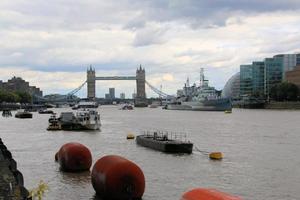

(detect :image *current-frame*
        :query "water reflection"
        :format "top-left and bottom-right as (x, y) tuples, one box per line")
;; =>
(58, 170), (91, 185)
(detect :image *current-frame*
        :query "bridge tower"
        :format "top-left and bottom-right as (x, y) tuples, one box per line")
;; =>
(135, 65), (148, 107)
(87, 66), (96, 100)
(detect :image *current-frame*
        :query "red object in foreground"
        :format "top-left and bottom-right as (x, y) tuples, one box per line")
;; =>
(181, 188), (242, 200)
(56, 142), (92, 172)
(91, 155), (145, 200)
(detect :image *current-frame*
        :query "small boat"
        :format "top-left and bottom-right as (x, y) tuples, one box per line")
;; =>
(39, 109), (54, 114)
(15, 110), (32, 118)
(72, 101), (99, 110)
(136, 131), (193, 154)
(120, 104), (133, 110)
(148, 104), (158, 108)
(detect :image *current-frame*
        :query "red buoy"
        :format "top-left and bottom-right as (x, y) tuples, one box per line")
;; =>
(55, 152), (58, 162)
(181, 188), (242, 200)
(56, 142), (92, 172)
(91, 155), (145, 200)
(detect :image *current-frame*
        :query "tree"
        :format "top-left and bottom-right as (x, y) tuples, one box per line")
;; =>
(15, 91), (32, 103)
(270, 82), (299, 101)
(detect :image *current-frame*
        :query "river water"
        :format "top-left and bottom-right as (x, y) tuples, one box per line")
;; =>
(0, 106), (300, 200)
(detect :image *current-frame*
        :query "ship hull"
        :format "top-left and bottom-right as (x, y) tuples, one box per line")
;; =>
(136, 135), (193, 154)
(60, 122), (100, 130)
(166, 98), (232, 111)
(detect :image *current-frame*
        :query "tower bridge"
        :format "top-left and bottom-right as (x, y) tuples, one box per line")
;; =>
(87, 65), (147, 107)
(33, 65), (174, 105)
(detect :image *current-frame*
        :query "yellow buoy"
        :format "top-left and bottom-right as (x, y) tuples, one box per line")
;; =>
(209, 152), (223, 160)
(224, 110), (232, 114)
(127, 133), (135, 140)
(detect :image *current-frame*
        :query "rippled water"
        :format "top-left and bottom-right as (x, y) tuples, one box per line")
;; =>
(1, 106), (300, 200)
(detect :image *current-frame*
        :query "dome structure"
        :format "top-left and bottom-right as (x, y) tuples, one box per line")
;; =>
(222, 72), (240, 99)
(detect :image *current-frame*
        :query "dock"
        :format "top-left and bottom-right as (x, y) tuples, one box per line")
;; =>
(0, 138), (29, 200)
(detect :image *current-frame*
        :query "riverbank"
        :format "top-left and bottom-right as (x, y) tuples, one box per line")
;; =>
(264, 101), (300, 109)
(233, 101), (300, 109)
(0, 138), (29, 199)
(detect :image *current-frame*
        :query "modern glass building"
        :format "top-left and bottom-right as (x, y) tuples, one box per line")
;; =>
(297, 53), (300, 65)
(222, 72), (240, 99)
(240, 64), (253, 96)
(240, 61), (265, 98)
(274, 54), (297, 78)
(264, 57), (284, 97)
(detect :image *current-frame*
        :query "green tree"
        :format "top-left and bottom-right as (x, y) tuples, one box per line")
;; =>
(270, 82), (299, 101)
(15, 91), (32, 103)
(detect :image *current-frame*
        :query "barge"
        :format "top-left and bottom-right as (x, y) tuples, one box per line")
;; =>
(136, 131), (193, 154)
(15, 110), (32, 118)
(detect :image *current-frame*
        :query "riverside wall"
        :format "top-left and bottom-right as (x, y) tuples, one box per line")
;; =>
(0, 138), (29, 200)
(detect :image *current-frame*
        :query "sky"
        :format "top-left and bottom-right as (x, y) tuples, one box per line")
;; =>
(1, 0), (300, 98)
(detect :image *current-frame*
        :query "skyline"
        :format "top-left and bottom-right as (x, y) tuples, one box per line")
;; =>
(1, 1), (300, 97)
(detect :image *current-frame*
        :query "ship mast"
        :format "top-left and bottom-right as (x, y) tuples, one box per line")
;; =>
(200, 68), (205, 87)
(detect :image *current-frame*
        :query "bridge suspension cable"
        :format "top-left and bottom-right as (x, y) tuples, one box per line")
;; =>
(33, 81), (87, 102)
(145, 80), (174, 99)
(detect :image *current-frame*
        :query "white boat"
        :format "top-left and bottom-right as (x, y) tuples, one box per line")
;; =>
(72, 101), (99, 110)
(58, 109), (101, 130)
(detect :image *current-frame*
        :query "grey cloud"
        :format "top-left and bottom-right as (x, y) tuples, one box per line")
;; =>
(132, 24), (167, 47)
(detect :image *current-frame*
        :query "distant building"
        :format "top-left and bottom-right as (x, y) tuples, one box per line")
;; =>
(120, 93), (125, 99)
(0, 76), (43, 97)
(286, 65), (300, 88)
(274, 54), (297, 75)
(105, 93), (110, 99)
(296, 53), (300, 65)
(109, 88), (115, 99)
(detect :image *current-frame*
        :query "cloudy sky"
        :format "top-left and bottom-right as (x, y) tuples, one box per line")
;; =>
(1, 0), (300, 97)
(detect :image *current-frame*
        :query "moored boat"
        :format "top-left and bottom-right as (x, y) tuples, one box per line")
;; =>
(15, 110), (32, 118)
(136, 131), (193, 154)
(120, 104), (133, 110)
(165, 68), (232, 111)
(58, 109), (101, 130)
(39, 109), (54, 114)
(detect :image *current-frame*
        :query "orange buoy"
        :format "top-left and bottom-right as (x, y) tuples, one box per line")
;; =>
(209, 152), (223, 160)
(56, 142), (92, 172)
(91, 155), (145, 200)
(181, 188), (242, 200)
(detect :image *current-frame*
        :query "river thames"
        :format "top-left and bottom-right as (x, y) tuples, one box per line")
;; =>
(0, 106), (300, 200)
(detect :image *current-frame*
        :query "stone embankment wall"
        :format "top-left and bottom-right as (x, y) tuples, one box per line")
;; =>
(265, 101), (300, 109)
(0, 138), (29, 200)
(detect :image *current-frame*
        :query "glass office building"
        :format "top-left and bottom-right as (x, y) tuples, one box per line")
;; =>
(264, 57), (284, 97)
(240, 61), (265, 97)
(240, 64), (253, 96)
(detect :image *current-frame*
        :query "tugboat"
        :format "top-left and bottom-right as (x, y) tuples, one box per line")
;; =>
(136, 131), (193, 154)
(15, 110), (32, 118)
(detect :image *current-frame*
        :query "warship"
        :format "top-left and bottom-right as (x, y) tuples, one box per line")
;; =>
(165, 68), (232, 111)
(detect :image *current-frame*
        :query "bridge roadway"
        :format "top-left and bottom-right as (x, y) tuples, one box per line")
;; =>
(95, 76), (136, 80)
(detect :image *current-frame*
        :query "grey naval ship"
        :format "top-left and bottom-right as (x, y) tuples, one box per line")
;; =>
(165, 68), (232, 111)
